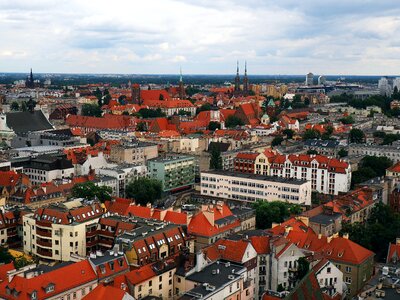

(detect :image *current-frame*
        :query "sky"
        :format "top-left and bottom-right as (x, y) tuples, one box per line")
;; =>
(1, 0), (400, 75)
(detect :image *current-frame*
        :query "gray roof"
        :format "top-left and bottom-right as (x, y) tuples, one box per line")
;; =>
(309, 213), (342, 225)
(6, 110), (53, 134)
(304, 139), (339, 148)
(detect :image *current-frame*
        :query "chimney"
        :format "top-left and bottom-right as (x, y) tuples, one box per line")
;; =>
(396, 238), (400, 245)
(318, 233), (322, 240)
(342, 233), (349, 240)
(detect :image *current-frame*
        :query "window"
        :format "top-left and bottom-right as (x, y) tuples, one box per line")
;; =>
(159, 284), (162, 290)
(149, 280), (152, 287)
(345, 276), (352, 284)
(327, 267), (331, 274)
(345, 266), (352, 273)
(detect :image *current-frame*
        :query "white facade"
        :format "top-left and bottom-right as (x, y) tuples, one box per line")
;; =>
(200, 170), (312, 206)
(75, 152), (108, 176)
(314, 260), (344, 298)
(378, 77), (392, 96)
(349, 144), (400, 163)
(268, 157), (351, 195)
(270, 242), (304, 291)
(24, 167), (75, 185)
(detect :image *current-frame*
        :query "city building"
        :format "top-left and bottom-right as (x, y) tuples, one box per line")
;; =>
(109, 141), (158, 165)
(306, 73), (314, 86)
(23, 199), (103, 261)
(148, 156), (195, 193)
(349, 143), (400, 162)
(200, 170), (312, 205)
(378, 76), (392, 96)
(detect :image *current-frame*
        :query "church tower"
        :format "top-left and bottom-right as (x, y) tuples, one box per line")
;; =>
(131, 83), (141, 105)
(178, 68), (185, 100)
(234, 61), (241, 92)
(26, 68), (34, 89)
(243, 61), (249, 94)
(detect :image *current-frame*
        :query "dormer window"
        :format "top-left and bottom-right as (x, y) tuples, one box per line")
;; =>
(45, 284), (55, 294)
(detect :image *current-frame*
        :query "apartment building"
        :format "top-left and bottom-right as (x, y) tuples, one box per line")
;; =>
(200, 170), (311, 206)
(312, 258), (344, 298)
(109, 141), (158, 165)
(234, 152), (351, 195)
(23, 199), (103, 261)
(148, 155), (195, 192)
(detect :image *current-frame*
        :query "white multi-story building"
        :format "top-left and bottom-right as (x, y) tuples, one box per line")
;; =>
(378, 77), (392, 96)
(200, 170), (312, 206)
(267, 154), (351, 195)
(306, 73), (314, 86)
(349, 143), (400, 162)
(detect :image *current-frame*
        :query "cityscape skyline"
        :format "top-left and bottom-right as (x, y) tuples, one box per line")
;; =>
(1, 0), (400, 75)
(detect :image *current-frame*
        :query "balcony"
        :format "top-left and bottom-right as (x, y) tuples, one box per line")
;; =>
(36, 220), (52, 228)
(86, 230), (98, 238)
(36, 247), (52, 258)
(98, 230), (115, 238)
(98, 239), (114, 247)
(86, 239), (98, 248)
(37, 239), (52, 248)
(7, 228), (17, 237)
(243, 279), (252, 289)
(36, 228), (52, 238)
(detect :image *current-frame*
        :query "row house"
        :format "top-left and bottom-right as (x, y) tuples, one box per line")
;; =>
(113, 259), (177, 299)
(0, 208), (26, 248)
(117, 222), (188, 267)
(23, 199), (103, 261)
(66, 114), (137, 134)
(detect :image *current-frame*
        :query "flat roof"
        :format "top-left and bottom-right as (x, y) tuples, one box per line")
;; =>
(201, 170), (308, 185)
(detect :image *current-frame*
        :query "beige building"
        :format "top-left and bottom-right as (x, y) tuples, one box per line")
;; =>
(110, 141), (158, 165)
(23, 199), (103, 261)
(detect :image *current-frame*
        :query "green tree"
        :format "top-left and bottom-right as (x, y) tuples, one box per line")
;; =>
(82, 104), (102, 117)
(271, 135), (284, 147)
(349, 128), (365, 143)
(282, 129), (295, 139)
(307, 150), (318, 155)
(208, 121), (221, 131)
(339, 115), (355, 124)
(14, 255), (33, 269)
(122, 111), (130, 116)
(0, 246), (13, 265)
(178, 109), (191, 116)
(351, 155), (392, 187)
(296, 257), (310, 280)
(225, 115), (244, 128)
(136, 122), (147, 132)
(196, 103), (211, 114)
(10, 101), (19, 111)
(209, 144), (223, 170)
(253, 201), (302, 229)
(93, 87), (102, 102)
(338, 148), (348, 158)
(382, 133), (400, 145)
(118, 95), (127, 104)
(21, 101), (28, 112)
(138, 108), (166, 118)
(125, 177), (162, 205)
(303, 129), (321, 140)
(71, 182), (112, 203)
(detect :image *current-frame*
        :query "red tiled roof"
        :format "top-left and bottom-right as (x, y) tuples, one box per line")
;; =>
(83, 284), (127, 300)
(0, 260), (97, 300)
(388, 162), (400, 173)
(387, 242), (400, 263)
(249, 236), (270, 254)
(203, 239), (250, 263)
(140, 89), (171, 101)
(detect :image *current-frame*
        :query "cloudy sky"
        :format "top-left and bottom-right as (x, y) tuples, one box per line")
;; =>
(1, 0), (400, 75)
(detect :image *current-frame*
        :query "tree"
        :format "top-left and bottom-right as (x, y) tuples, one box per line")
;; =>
(209, 144), (223, 170)
(136, 122), (147, 132)
(303, 129), (321, 140)
(351, 155), (392, 187)
(178, 109), (191, 116)
(118, 95), (127, 104)
(339, 115), (355, 125)
(14, 255), (33, 269)
(125, 177), (162, 205)
(349, 128), (365, 144)
(282, 129), (294, 139)
(271, 136), (284, 147)
(196, 103), (211, 114)
(122, 111), (130, 116)
(382, 133), (400, 145)
(82, 104), (102, 117)
(0, 246), (13, 265)
(10, 101), (19, 111)
(93, 87), (102, 102)
(338, 148), (348, 158)
(225, 115), (244, 128)
(296, 257), (310, 281)
(208, 121), (221, 131)
(307, 150), (318, 155)
(21, 101), (28, 112)
(71, 182), (112, 203)
(138, 108), (166, 118)
(253, 201), (302, 229)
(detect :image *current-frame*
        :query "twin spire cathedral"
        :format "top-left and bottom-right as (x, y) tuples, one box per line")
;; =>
(234, 61), (249, 95)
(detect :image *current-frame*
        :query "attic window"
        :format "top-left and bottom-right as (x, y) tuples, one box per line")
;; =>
(99, 264), (106, 274)
(338, 252), (344, 257)
(45, 284), (55, 293)
(327, 251), (332, 255)
(31, 290), (37, 300)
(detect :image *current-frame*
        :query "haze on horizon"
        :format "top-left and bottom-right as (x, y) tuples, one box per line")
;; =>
(1, 0), (400, 76)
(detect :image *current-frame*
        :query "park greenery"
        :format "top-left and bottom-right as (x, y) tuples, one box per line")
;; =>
(253, 200), (303, 229)
(125, 177), (162, 206)
(225, 115), (244, 128)
(351, 155), (392, 188)
(81, 103), (102, 117)
(71, 182), (112, 203)
(209, 144), (223, 170)
(341, 202), (400, 261)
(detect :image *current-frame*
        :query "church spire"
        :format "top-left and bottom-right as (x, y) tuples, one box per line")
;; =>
(234, 61), (240, 92)
(178, 67), (185, 100)
(243, 61), (249, 94)
(179, 67), (183, 82)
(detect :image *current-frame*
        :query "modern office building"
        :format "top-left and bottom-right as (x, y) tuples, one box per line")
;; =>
(200, 170), (311, 205)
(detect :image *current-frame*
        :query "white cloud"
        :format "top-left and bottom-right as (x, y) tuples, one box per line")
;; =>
(0, 0), (400, 74)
